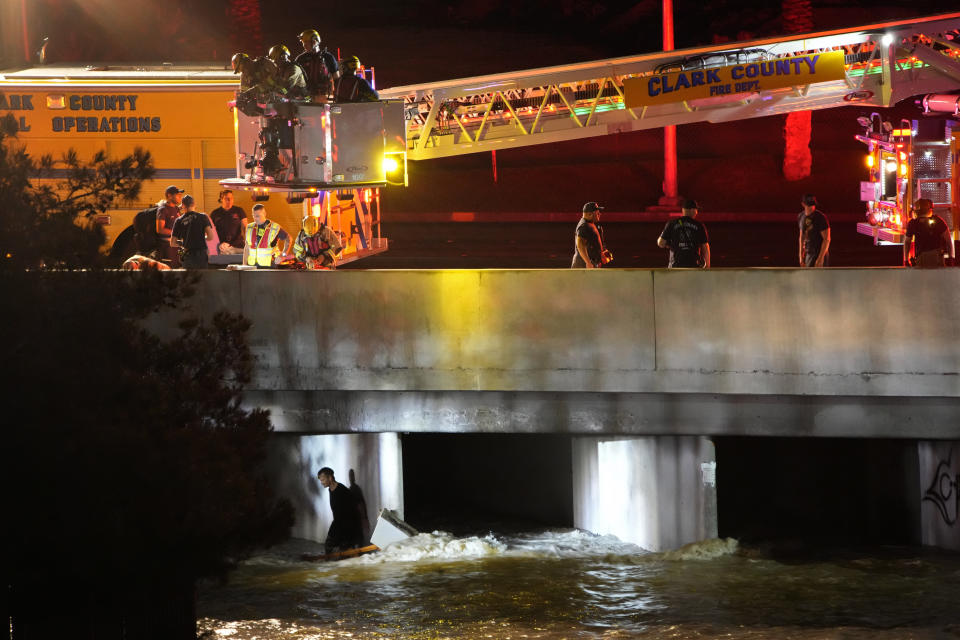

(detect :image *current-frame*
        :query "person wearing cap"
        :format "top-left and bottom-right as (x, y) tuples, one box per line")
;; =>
(243, 204), (291, 268)
(903, 198), (954, 268)
(334, 56), (379, 103)
(295, 29), (337, 101)
(571, 202), (611, 269)
(798, 194), (830, 268)
(156, 185), (184, 267)
(657, 199), (711, 268)
(170, 195), (214, 270)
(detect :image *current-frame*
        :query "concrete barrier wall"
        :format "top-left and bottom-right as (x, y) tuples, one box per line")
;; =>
(183, 268), (960, 398)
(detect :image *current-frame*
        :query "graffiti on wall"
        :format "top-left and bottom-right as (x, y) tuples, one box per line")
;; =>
(923, 452), (959, 526)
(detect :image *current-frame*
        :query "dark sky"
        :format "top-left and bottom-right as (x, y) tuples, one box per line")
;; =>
(17, 0), (960, 86)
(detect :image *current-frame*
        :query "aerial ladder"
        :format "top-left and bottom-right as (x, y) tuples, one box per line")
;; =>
(224, 12), (960, 256)
(377, 12), (960, 161)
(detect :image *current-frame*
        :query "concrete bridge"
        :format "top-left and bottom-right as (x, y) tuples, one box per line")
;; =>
(172, 269), (960, 551)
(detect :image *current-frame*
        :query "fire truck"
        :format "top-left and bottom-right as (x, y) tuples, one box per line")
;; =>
(854, 99), (959, 245)
(0, 64), (400, 265)
(3, 11), (959, 264)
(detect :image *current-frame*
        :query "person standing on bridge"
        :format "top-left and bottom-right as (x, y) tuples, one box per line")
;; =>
(242, 204), (290, 268)
(903, 198), (954, 268)
(571, 202), (612, 268)
(798, 194), (830, 268)
(657, 199), (711, 268)
(156, 185), (184, 268)
(210, 189), (247, 255)
(316, 467), (365, 554)
(170, 194), (214, 270)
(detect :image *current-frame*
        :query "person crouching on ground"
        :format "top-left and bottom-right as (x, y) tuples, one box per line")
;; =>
(294, 215), (343, 269)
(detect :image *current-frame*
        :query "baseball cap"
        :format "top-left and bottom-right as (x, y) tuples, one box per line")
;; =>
(182, 194), (195, 207)
(682, 199), (699, 210)
(165, 185), (185, 196)
(801, 194), (818, 206)
(582, 202), (604, 213)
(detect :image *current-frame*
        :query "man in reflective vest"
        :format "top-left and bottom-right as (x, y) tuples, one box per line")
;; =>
(243, 204), (291, 268)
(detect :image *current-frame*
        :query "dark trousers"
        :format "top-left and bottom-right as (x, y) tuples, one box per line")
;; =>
(181, 249), (208, 270)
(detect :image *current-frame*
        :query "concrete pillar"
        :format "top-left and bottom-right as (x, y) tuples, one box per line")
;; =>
(919, 440), (959, 551)
(266, 433), (403, 542)
(572, 435), (717, 551)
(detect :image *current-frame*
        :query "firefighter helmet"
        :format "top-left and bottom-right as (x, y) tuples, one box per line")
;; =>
(299, 29), (320, 45)
(303, 215), (319, 236)
(231, 52), (250, 74)
(268, 45), (290, 63)
(343, 55), (361, 73)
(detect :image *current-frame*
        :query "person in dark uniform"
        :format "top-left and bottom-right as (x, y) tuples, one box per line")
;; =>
(334, 56), (379, 103)
(798, 193), (830, 268)
(657, 199), (711, 268)
(156, 185), (183, 268)
(317, 467), (365, 554)
(903, 197), (955, 268)
(267, 44), (308, 99)
(296, 29), (338, 101)
(571, 201), (611, 268)
(210, 190), (247, 255)
(170, 194), (213, 270)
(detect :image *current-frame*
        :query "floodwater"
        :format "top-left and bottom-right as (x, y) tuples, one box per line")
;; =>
(198, 530), (960, 639)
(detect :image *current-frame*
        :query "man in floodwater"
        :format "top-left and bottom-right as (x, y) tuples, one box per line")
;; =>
(317, 467), (365, 554)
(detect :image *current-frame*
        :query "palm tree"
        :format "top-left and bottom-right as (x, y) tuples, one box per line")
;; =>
(782, 0), (813, 181)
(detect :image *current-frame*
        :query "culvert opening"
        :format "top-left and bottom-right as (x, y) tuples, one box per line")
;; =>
(715, 437), (922, 547)
(401, 433), (574, 536)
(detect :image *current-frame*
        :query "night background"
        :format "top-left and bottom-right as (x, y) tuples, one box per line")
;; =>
(14, 0), (960, 222)
(3, 1), (960, 638)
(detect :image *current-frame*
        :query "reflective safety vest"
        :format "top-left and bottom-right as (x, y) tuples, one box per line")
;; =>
(245, 221), (282, 267)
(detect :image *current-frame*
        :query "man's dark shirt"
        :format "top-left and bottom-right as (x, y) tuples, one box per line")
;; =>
(327, 483), (364, 549)
(571, 217), (603, 267)
(660, 217), (709, 267)
(799, 209), (830, 266)
(905, 215), (950, 255)
(295, 49), (337, 96)
(171, 211), (210, 252)
(334, 74), (379, 103)
(211, 205), (247, 249)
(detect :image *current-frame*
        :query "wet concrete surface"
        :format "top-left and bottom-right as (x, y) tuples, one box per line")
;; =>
(344, 221), (907, 270)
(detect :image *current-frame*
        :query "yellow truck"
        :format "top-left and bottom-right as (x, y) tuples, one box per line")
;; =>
(0, 64), (396, 263)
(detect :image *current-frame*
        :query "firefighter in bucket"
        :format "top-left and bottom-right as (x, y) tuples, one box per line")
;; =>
(294, 214), (343, 269)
